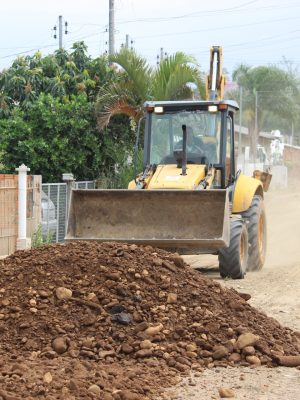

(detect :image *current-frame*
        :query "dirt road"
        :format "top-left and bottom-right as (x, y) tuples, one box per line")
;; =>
(171, 190), (300, 399)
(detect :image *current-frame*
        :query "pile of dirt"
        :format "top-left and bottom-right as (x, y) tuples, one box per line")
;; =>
(0, 241), (299, 399)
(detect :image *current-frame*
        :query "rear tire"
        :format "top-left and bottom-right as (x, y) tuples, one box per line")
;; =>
(242, 195), (266, 271)
(218, 219), (248, 279)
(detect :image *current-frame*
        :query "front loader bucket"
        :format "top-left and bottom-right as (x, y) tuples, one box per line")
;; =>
(66, 189), (230, 253)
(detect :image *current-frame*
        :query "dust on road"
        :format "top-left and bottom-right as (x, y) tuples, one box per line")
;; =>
(177, 189), (300, 399)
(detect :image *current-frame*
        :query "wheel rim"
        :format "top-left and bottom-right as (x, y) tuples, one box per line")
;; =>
(258, 213), (266, 261)
(240, 229), (247, 268)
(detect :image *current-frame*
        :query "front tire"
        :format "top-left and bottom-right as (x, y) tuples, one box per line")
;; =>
(242, 195), (266, 271)
(218, 219), (248, 279)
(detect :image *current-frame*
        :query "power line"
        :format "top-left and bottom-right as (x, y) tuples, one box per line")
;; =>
(66, 2), (300, 29)
(3, 25), (298, 62)
(52, 13), (300, 45)
(133, 16), (300, 40)
(0, 28), (109, 61)
(0, 44), (57, 60)
(168, 29), (300, 57)
(116, 1), (300, 24)
(117, 0), (260, 23)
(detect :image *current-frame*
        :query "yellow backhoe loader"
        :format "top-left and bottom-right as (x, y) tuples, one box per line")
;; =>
(66, 46), (271, 279)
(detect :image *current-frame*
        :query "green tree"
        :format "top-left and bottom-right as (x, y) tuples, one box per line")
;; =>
(96, 48), (205, 128)
(0, 94), (102, 181)
(0, 91), (12, 117)
(229, 64), (299, 158)
(0, 42), (117, 115)
(0, 93), (134, 183)
(0, 43), (132, 183)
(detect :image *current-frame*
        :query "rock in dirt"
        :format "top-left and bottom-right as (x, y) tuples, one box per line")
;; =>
(43, 372), (53, 383)
(275, 355), (300, 367)
(88, 384), (101, 395)
(242, 346), (255, 356)
(169, 254), (184, 268)
(237, 292), (251, 301)
(144, 323), (163, 336)
(212, 345), (229, 360)
(229, 353), (241, 363)
(52, 337), (68, 354)
(111, 312), (133, 325)
(140, 340), (153, 349)
(218, 387), (235, 398)
(56, 287), (72, 300)
(167, 293), (178, 304)
(121, 343), (134, 354)
(245, 355), (261, 365)
(236, 332), (260, 349)
(118, 390), (141, 400)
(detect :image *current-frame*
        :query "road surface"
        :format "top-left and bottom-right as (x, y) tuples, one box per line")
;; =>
(171, 189), (300, 399)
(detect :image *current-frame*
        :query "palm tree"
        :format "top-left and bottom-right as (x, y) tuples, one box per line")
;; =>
(95, 48), (205, 128)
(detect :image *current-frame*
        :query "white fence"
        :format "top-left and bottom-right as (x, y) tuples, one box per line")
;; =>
(42, 181), (95, 243)
(0, 171), (41, 257)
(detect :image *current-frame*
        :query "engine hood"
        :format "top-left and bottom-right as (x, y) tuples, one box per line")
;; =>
(147, 164), (206, 189)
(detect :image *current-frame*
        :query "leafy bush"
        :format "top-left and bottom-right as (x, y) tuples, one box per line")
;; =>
(31, 224), (53, 248)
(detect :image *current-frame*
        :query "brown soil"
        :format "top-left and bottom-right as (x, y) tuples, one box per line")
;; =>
(0, 241), (299, 399)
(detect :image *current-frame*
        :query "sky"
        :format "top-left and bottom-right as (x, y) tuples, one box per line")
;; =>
(1, 0), (300, 76)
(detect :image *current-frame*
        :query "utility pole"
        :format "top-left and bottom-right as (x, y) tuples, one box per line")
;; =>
(254, 91), (258, 136)
(254, 90), (259, 163)
(109, 0), (115, 56)
(238, 86), (243, 157)
(122, 35), (134, 50)
(157, 48), (167, 64)
(160, 47), (164, 62)
(53, 15), (68, 49)
(58, 16), (63, 49)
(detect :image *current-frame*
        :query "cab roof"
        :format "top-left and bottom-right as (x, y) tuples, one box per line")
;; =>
(144, 99), (239, 111)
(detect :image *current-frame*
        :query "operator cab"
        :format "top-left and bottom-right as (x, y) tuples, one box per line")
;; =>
(149, 107), (220, 166)
(143, 100), (239, 188)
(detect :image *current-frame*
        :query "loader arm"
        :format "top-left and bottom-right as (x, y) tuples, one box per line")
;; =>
(206, 46), (226, 101)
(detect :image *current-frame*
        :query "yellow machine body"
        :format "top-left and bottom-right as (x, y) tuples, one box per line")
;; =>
(65, 45), (271, 256)
(232, 173), (264, 213)
(147, 164), (206, 189)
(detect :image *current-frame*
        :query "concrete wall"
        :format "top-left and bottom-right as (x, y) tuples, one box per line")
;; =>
(283, 144), (300, 180)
